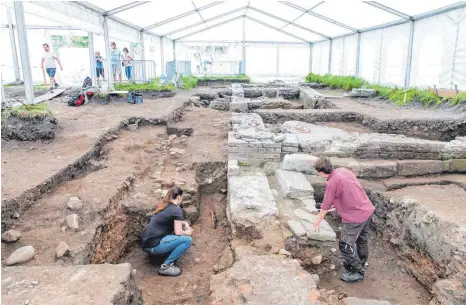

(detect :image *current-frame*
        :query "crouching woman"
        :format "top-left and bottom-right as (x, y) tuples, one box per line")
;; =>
(141, 186), (193, 276)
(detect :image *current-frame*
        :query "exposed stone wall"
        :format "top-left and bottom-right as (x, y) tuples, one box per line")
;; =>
(229, 113), (282, 164)
(256, 108), (466, 141)
(368, 190), (466, 305)
(279, 121), (466, 160)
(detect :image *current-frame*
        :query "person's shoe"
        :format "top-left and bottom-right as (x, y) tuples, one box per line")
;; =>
(158, 263), (182, 277)
(340, 269), (364, 283)
(54, 83), (59, 88)
(49, 87), (54, 92)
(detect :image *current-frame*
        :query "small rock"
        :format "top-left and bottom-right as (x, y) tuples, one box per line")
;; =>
(268, 247), (279, 254)
(192, 285), (198, 290)
(24, 300), (30, 305)
(330, 248), (337, 253)
(1, 230), (22, 243)
(170, 148), (186, 155)
(219, 189), (227, 194)
(66, 214), (79, 230)
(194, 257), (201, 263)
(5, 246), (35, 266)
(61, 226), (67, 233)
(13, 212), (20, 219)
(66, 197), (83, 211)
(31, 281), (39, 285)
(132, 269), (137, 276)
(175, 167), (181, 172)
(278, 249), (291, 256)
(272, 134), (286, 143)
(311, 255), (322, 265)
(56, 242), (70, 258)
(162, 179), (174, 187)
(127, 124), (138, 131)
(329, 264), (335, 270)
(213, 264), (219, 272)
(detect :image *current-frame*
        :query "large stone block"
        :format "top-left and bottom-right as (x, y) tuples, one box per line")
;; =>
(449, 159), (466, 173)
(397, 160), (449, 176)
(276, 170), (314, 199)
(293, 209), (336, 242)
(210, 255), (320, 305)
(228, 173), (278, 236)
(282, 154), (319, 174)
(329, 157), (360, 176)
(1, 263), (141, 305)
(359, 161), (398, 179)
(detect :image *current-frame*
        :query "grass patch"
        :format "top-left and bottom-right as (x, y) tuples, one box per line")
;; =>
(196, 74), (250, 82)
(451, 92), (466, 106)
(114, 82), (174, 92)
(386, 88), (440, 106)
(2, 103), (52, 123)
(305, 73), (367, 91)
(33, 84), (49, 90)
(305, 73), (448, 107)
(181, 75), (198, 89)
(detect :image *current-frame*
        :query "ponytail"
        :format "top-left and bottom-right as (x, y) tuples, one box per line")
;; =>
(153, 185), (183, 214)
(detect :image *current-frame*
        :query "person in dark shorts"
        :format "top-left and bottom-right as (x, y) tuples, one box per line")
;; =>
(313, 157), (375, 283)
(141, 186), (193, 276)
(95, 51), (105, 81)
(41, 43), (63, 92)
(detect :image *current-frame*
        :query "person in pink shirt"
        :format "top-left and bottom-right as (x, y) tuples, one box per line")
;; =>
(313, 157), (375, 283)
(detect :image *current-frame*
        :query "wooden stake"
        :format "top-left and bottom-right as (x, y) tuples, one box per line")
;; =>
(41, 66), (47, 86)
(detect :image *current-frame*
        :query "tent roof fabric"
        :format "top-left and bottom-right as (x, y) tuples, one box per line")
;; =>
(3, 1), (466, 43)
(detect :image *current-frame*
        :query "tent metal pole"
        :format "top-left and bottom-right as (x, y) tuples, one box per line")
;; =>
(103, 16), (114, 91)
(13, 2), (34, 104)
(242, 17), (246, 74)
(356, 32), (361, 77)
(88, 32), (97, 85)
(6, 8), (20, 82)
(140, 33), (147, 81)
(404, 21), (415, 88)
(160, 37), (165, 75)
(328, 40), (333, 74)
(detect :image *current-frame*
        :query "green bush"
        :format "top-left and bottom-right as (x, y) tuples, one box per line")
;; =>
(451, 92), (466, 106)
(305, 72), (448, 107)
(304, 73), (366, 90)
(114, 82), (174, 92)
(2, 103), (52, 123)
(181, 75), (198, 89)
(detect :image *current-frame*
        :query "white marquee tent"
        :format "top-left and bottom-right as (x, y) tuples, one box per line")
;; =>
(1, 1), (465, 103)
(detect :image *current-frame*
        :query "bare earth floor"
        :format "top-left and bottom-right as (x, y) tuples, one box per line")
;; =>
(1, 89), (196, 200)
(319, 235), (431, 305)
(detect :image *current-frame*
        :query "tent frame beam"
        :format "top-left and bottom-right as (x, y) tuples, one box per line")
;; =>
(161, 7), (246, 37)
(244, 16), (310, 43)
(180, 40), (308, 45)
(104, 1), (150, 16)
(175, 15), (243, 40)
(280, 1), (324, 30)
(280, 1), (358, 33)
(247, 6), (331, 40)
(364, 1), (413, 20)
(142, 1), (223, 31)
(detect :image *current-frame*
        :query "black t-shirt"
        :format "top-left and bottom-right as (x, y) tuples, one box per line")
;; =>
(140, 204), (184, 249)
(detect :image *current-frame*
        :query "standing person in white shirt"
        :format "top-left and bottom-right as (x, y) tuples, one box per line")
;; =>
(41, 43), (63, 92)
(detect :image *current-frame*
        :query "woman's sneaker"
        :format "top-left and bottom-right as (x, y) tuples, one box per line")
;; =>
(158, 263), (182, 276)
(54, 83), (59, 88)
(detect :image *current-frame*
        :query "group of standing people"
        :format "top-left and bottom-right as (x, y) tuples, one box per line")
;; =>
(95, 41), (133, 83)
(41, 41), (134, 90)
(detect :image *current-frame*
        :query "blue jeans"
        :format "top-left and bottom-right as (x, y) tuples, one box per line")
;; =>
(144, 235), (192, 265)
(125, 66), (132, 80)
(46, 68), (56, 78)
